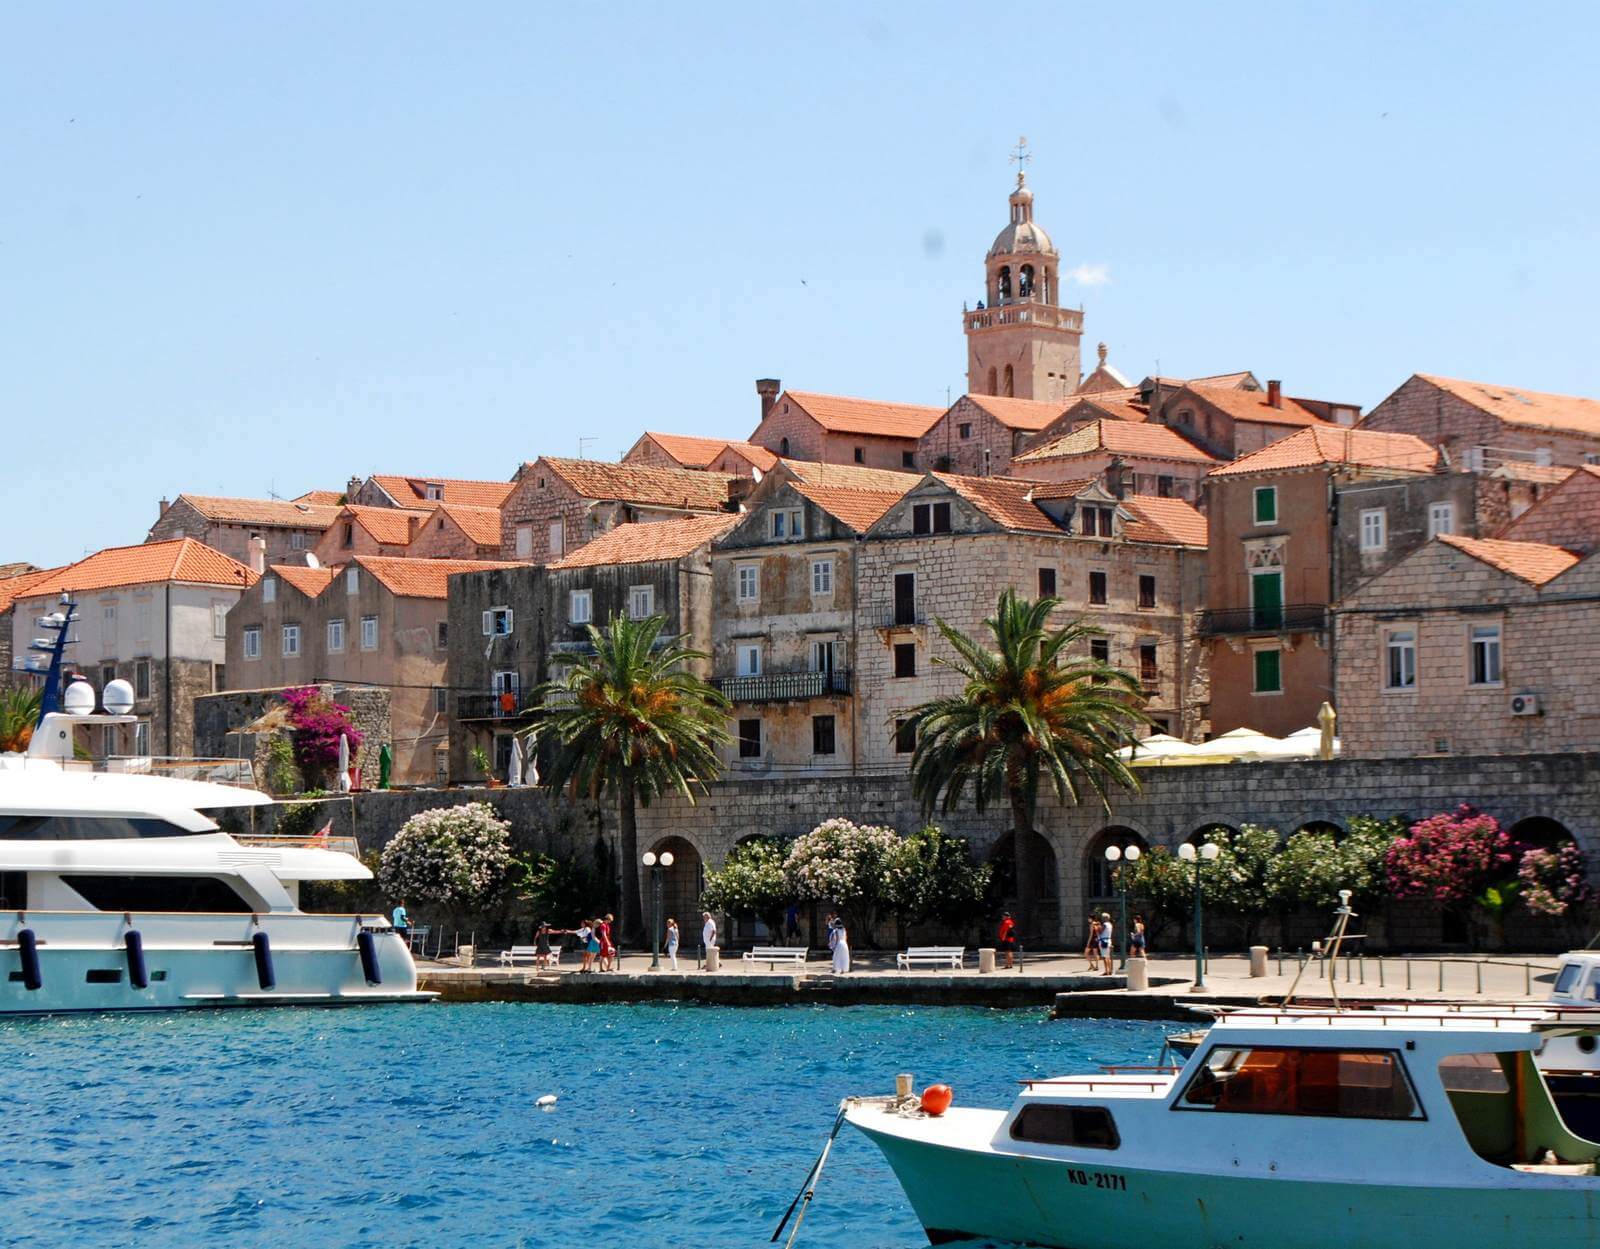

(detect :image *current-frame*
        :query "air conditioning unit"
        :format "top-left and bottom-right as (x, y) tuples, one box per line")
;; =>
(1510, 693), (1540, 717)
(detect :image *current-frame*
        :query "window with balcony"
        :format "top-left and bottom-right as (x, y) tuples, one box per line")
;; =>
(1138, 575), (1156, 609)
(1251, 570), (1283, 630)
(1253, 486), (1277, 526)
(569, 590), (592, 625)
(912, 502), (952, 535)
(1385, 629), (1417, 690)
(811, 559), (833, 595)
(360, 615), (378, 651)
(1254, 648), (1282, 694)
(1038, 567), (1056, 597)
(1360, 508), (1388, 553)
(810, 639), (838, 674)
(1088, 571), (1107, 605)
(737, 643), (762, 677)
(629, 585), (655, 619)
(894, 643), (917, 678)
(737, 565), (759, 603)
(738, 719), (762, 759)
(327, 618), (346, 653)
(1470, 624), (1502, 686)
(812, 715), (836, 756)
(893, 572), (917, 625)
(1428, 501), (1456, 539)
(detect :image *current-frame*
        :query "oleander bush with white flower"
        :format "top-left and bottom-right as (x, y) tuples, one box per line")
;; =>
(379, 802), (513, 910)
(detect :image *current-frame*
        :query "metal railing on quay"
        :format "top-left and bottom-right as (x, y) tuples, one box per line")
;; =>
(1273, 947), (1560, 997)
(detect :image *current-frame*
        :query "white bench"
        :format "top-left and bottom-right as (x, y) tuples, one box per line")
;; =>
(742, 946), (808, 968)
(897, 946), (966, 970)
(499, 945), (564, 968)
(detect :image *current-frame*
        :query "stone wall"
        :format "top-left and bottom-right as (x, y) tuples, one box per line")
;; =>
(195, 683), (390, 792)
(1361, 375), (1600, 467)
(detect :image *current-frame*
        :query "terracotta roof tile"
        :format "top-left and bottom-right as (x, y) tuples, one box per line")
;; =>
(1209, 427), (1440, 477)
(353, 556), (521, 599)
(428, 503), (503, 547)
(0, 566), (66, 614)
(781, 390), (945, 439)
(719, 441), (780, 472)
(1145, 371), (1258, 391)
(960, 394), (1069, 431)
(0, 562), (38, 581)
(18, 539), (257, 598)
(1490, 461), (1575, 485)
(270, 564), (336, 598)
(548, 514), (739, 570)
(340, 504), (431, 546)
(367, 474), (515, 508)
(292, 490), (345, 507)
(1022, 478), (1099, 500)
(1120, 495), (1209, 547)
(637, 432), (736, 469)
(1436, 533), (1580, 586)
(536, 458), (739, 511)
(1417, 374), (1600, 439)
(1015, 419), (1219, 465)
(780, 459), (920, 491)
(932, 473), (1061, 534)
(788, 483), (910, 532)
(1183, 387), (1329, 428)
(172, 494), (342, 529)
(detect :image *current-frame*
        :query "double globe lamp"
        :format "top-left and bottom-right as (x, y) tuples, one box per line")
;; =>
(1176, 840), (1221, 990)
(641, 849), (674, 970)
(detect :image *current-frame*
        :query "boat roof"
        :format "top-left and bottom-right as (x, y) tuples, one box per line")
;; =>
(0, 829), (372, 882)
(1207, 1007), (1557, 1049)
(0, 755), (273, 823)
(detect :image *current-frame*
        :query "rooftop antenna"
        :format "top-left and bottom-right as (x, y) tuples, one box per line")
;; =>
(577, 437), (596, 460)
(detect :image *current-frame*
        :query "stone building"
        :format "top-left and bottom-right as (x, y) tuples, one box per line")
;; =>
(708, 461), (916, 778)
(499, 457), (743, 565)
(744, 384), (944, 473)
(312, 504), (431, 565)
(1022, 372), (1267, 451)
(620, 432), (769, 475)
(147, 494), (341, 566)
(962, 171), (1082, 402)
(916, 393), (1067, 477)
(193, 683), (390, 795)
(1202, 426), (1440, 737)
(1010, 419), (1220, 503)
(346, 473), (515, 511)
(0, 565), (53, 689)
(854, 472), (1209, 774)
(404, 503), (505, 560)
(1358, 373), (1600, 470)
(1154, 380), (1353, 460)
(446, 563), (548, 782)
(9, 539), (257, 757)
(226, 555), (516, 784)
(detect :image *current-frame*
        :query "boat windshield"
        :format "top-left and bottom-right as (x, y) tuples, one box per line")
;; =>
(1554, 963), (1583, 996)
(1178, 1046), (1420, 1120)
(0, 815), (199, 840)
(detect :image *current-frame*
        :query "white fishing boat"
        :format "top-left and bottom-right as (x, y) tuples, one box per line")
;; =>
(845, 1007), (1600, 1248)
(1, 598), (430, 1014)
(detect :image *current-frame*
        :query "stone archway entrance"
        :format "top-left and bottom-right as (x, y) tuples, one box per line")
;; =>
(643, 836), (703, 955)
(989, 830), (1060, 947)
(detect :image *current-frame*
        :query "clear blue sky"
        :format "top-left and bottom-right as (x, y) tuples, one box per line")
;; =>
(5, 3), (1598, 567)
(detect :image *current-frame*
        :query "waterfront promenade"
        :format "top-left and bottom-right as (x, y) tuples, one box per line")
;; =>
(416, 949), (1561, 1015)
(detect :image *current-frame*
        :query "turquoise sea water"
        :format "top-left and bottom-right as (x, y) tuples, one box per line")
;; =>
(0, 1004), (1180, 1248)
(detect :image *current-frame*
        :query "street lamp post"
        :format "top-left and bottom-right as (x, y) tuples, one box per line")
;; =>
(1177, 841), (1221, 991)
(1102, 843), (1142, 969)
(641, 850), (674, 971)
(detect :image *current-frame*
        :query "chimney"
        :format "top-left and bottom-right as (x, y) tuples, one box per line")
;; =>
(158, 497), (170, 520)
(1267, 379), (1283, 409)
(756, 378), (781, 423)
(1105, 456), (1128, 499)
(247, 533), (266, 575)
(346, 475), (363, 504)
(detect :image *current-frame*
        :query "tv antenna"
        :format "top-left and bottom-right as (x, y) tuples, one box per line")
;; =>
(578, 437), (596, 459)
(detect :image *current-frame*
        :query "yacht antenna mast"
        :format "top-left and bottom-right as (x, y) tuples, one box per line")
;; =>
(25, 594), (79, 725)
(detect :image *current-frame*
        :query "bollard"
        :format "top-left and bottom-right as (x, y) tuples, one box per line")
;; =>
(896, 1072), (915, 1100)
(1248, 946), (1268, 978)
(978, 948), (996, 975)
(1126, 956), (1149, 991)
(706, 946), (721, 973)
(1276, 948), (1284, 976)
(1525, 963), (1533, 996)
(1406, 959), (1412, 991)
(1438, 960), (1444, 992)
(1359, 955), (1366, 986)
(1378, 958), (1385, 988)
(1476, 961), (1483, 994)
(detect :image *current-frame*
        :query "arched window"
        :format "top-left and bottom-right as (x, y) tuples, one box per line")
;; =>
(1041, 268), (1052, 303)
(1019, 265), (1034, 298)
(1003, 364), (1014, 397)
(1510, 817), (1572, 851)
(997, 267), (1012, 300)
(779, 437), (789, 456)
(987, 367), (998, 395)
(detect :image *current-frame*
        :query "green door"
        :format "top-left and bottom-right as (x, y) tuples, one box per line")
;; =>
(1251, 571), (1283, 630)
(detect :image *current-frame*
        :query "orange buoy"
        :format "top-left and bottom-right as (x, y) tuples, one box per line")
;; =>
(920, 1084), (953, 1116)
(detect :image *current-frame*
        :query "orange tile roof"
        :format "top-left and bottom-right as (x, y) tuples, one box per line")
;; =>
(1145, 371), (1258, 391)
(719, 441), (780, 472)
(932, 473), (1061, 533)
(1015, 419), (1219, 465)
(537, 458), (739, 511)
(292, 490), (345, 506)
(1209, 426), (1440, 477)
(1436, 533), (1580, 586)
(1070, 394), (1154, 424)
(780, 459), (920, 491)
(173, 494), (342, 529)
(547, 514), (739, 570)
(353, 556), (521, 599)
(637, 432), (736, 469)
(1490, 461), (1575, 485)
(0, 562), (38, 581)
(270, 564), (336, 598)
(367, 474), (516, 508)
(18, 539), (257, 598)
(1121, 495), (1209, 547)
(788, 483), (910, 532)
(1019, 478), (1098, 501)
(0, 565), (66, 614)
(961, 394), (1069, 431)
(1417, 374), (1600, 439)
(1183, 387), (1329, 428)
(781, 390), (945, 439)
(342, 504), (431, 546)
(428, 503), (503, 547)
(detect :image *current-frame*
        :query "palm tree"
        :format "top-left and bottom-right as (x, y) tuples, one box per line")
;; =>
(0, 686), (42, 753)
(528, 613), (730, 944)
(905, 589), (1147, 941)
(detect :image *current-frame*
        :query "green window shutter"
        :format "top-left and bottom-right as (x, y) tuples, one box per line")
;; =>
(1251, 571), (1283, 629)
(1254, 487), (1277, 524)
(1254, 649), (1282, 694)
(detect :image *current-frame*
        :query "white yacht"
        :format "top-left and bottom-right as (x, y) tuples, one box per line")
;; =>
(1, 646), (429, 1014)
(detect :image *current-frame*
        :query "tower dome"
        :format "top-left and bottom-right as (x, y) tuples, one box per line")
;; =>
(986, 173), (1056, 259)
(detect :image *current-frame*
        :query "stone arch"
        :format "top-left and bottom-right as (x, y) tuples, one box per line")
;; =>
(1293, 819), (1345, 842)
(988, 829), (1059, 942)
(1186, 821), (1237, 847)
(1019, 264), (1034, 297)
(1510, 816), (1573, 850)
(1085, 826), (1148, 902)
(1003, 364), (1015, 397)
(644, 834), (704, 947)
(997, 266), (1012, 301)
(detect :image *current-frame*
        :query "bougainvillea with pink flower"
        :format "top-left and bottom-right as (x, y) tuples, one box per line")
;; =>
(281, 685), (363, 786)
(1383, 805), (1518, 905)
(1519, 843), (1593, 917)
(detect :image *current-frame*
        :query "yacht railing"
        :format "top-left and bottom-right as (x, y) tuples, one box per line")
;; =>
(233, 829), (361, 855)
(56, 755), (259, 788)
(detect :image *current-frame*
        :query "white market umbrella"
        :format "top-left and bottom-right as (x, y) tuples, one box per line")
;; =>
(1118, 734), (1205, 767)
(337, 733), (351, 792)
(508, 736), (524, 787)
(1189, 727), (1306, 762)
(1286, 725), (1340, 759)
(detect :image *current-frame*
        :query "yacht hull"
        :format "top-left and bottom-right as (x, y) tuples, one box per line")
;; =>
(851, 1112), (1600, 1249)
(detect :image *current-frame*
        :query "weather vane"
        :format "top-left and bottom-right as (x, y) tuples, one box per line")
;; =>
(1009, 135), (1031, 174)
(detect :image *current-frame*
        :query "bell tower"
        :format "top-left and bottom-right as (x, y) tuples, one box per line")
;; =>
(963, 143), (1083, 402)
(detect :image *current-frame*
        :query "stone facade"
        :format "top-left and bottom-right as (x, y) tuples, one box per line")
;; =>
(917, 394), (1064, 477)
(193, 683), (390, 793)
(1360, 374), (1600, 468)
(147, 496), (337, 566)
(745, 392), (938, 472)
(311, 506), (428, 566)
(446, 565), (549, 782)
(405, 505), (504, 560)
(1331, 471), (1506, 600)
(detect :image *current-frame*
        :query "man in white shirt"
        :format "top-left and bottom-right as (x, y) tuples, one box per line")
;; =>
(701, 911), (717, 965)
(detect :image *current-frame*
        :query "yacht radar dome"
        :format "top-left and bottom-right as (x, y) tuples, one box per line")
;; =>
(62, 681), (95, 715)
(103, 679), (135, 715)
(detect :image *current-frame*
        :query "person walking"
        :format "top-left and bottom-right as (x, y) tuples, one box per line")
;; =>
(784, 902), (801, 946)
(1130, 913), (1148, 960)
(1084, 914), (1101, 969)
(598, 913), (616, 972)
(701, 911), (717, 966)
(1098, 911), (1115, 975)
(391, 900), (410, 947)
(996, 911), (1018, 970)
(665, 918), (680, 970)
(828, 914), (850, 974)
(576, 919), (599, 974)
(534, 921), (553, 970)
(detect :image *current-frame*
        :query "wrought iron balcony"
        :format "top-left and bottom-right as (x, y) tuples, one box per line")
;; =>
(713, 669), (852, 703)
(456, 690), (538, 720)
(1196, 604), (1329, 637)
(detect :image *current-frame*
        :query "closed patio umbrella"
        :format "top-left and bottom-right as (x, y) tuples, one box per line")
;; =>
(337, 733), (351, 792)
(508, 736), (524, 787)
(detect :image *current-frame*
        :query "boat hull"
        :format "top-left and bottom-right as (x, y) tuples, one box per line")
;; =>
(852, 1114), (1600, 1249)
